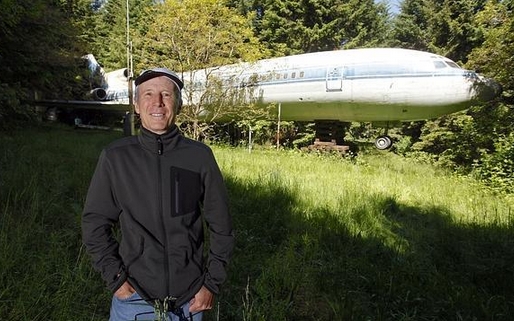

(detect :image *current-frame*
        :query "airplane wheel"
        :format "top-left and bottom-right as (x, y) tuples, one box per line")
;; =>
(375, 135), (392, 150)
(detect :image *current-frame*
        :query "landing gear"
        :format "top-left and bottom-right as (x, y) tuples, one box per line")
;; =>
(374, 135), (392, 150)
(304, 121), (394, 152)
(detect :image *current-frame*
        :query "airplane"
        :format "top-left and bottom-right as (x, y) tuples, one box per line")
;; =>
(83, 54), (131, 102)
(181, 48), (501, 149)
(35, 54), (131, 128)
(35, 48), (500, 149)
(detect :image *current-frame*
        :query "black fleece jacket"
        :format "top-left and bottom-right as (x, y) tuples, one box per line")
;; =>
(82, 126), (234, 306)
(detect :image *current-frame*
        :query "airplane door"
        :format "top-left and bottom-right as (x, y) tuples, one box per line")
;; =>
(326, 66), (344, 92)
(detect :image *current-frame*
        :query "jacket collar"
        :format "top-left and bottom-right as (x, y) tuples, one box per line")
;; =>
(138, 125), (181, 155)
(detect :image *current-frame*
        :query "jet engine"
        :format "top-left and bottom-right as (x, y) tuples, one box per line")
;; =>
(90, 88), (107, 101)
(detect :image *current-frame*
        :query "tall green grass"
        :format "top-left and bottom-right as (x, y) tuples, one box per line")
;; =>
(0, 124), (115, 320)
(1, 124), (512, 320)
(217, 147), (513, 320)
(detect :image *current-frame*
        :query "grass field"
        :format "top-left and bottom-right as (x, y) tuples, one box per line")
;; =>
(1, 124), (513, 320)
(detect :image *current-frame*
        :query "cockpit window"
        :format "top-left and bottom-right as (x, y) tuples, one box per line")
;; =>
(433, 59), (462, 69)
(433, 61), (447, 69)
(445, 61), (460, 68)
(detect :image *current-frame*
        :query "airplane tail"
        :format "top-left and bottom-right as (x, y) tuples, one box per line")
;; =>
(81, 54), (129, 101)
(82, 54), (107, 90)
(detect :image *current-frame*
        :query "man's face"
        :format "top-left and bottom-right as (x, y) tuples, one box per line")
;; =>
(135, 76), (179, 135)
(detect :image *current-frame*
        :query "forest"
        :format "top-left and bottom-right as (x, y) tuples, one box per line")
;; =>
(0, 0), (513, 193)
(1, 1), (514, 320)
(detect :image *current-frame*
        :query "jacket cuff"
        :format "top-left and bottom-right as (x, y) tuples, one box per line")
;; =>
(203, 273), (220, 295)
(107, 267), (127, 293)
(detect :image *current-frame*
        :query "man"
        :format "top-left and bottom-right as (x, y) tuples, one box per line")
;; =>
(82, 68), (234, 321)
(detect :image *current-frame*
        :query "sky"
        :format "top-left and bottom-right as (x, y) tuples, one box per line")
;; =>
(377, 0), (402, 15)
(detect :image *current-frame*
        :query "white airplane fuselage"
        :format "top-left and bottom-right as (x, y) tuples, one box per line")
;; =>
(36, 48), (499, 145)
(182, 48), (498, 122)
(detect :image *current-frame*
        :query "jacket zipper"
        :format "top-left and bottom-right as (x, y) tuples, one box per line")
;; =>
(156, 136), (170, 296)
(175, 173), (179, 215)
(158, 137), (163, 155)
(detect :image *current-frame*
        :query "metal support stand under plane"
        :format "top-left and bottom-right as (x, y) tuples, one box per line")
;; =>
(307, 120), (350, 155)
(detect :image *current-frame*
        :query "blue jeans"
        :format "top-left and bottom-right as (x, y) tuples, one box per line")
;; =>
(109, 292), (203, 321)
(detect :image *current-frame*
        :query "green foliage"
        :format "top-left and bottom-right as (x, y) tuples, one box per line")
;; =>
(0, 0), (89, 93)
(385, 0), (514, 190)
(474, 132), (514, 194)
(391, 0), (486, 63)
(133, 0), (267, 139)
(234, 103), (277, 146)
(389, 0), (430, 49)
(385, 1), (513, 193)
(136, 0), (265, 71)
(0, 0), (92, 129)
(88, 0), (128, 70)
(407, 102), (514, 195)
(90, 0), (154, 71)
(424, 0), (486, 63)
(0, 83), (35, 131)
(467, 0), (514, 100)
(393, 135), (414, 155)
(224, 0), (254, 15)
(255, 0), (390, 56)
(291, 122), (316, 149)
(411, 113), (478, 168)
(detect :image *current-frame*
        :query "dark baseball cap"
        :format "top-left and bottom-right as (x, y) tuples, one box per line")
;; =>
(134, 68), (184, 89)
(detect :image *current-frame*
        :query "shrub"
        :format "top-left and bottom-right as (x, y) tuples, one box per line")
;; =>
(474, 133), (514, 194)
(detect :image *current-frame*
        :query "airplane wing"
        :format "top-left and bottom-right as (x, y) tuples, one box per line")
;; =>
(34, 99), (129, 111)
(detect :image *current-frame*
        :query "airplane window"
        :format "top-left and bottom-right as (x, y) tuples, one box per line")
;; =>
(349, 63), (412, 77)
(291, 72), (296, 78)
(433, 61), (447, 69)
(300, 71), (305, 78)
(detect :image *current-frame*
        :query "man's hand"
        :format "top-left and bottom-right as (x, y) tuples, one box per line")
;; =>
(189, 286), (214, 313)
(114, 281), (136, 299)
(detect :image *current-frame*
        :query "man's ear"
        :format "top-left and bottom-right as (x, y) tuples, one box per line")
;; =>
(134, 103), (140, 114)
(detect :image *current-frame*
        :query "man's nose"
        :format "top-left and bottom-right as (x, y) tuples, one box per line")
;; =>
(151, 94), (164, 106)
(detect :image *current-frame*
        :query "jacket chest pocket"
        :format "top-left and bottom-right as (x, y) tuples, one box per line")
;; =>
(170, 166), (202, 217)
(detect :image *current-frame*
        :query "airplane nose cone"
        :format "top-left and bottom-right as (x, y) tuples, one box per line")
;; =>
(475, 76), (502, 102)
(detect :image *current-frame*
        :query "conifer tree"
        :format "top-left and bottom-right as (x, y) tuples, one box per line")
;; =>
(391, 0), (486, 62)
(0, 0), (91, 129)
(389, 0), (430, 50)
(253, 0), (389, 56)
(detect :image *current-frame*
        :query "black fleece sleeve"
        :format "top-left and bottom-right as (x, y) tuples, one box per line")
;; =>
(82, 150), (125, 292)
(202, 150), (235, 294)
